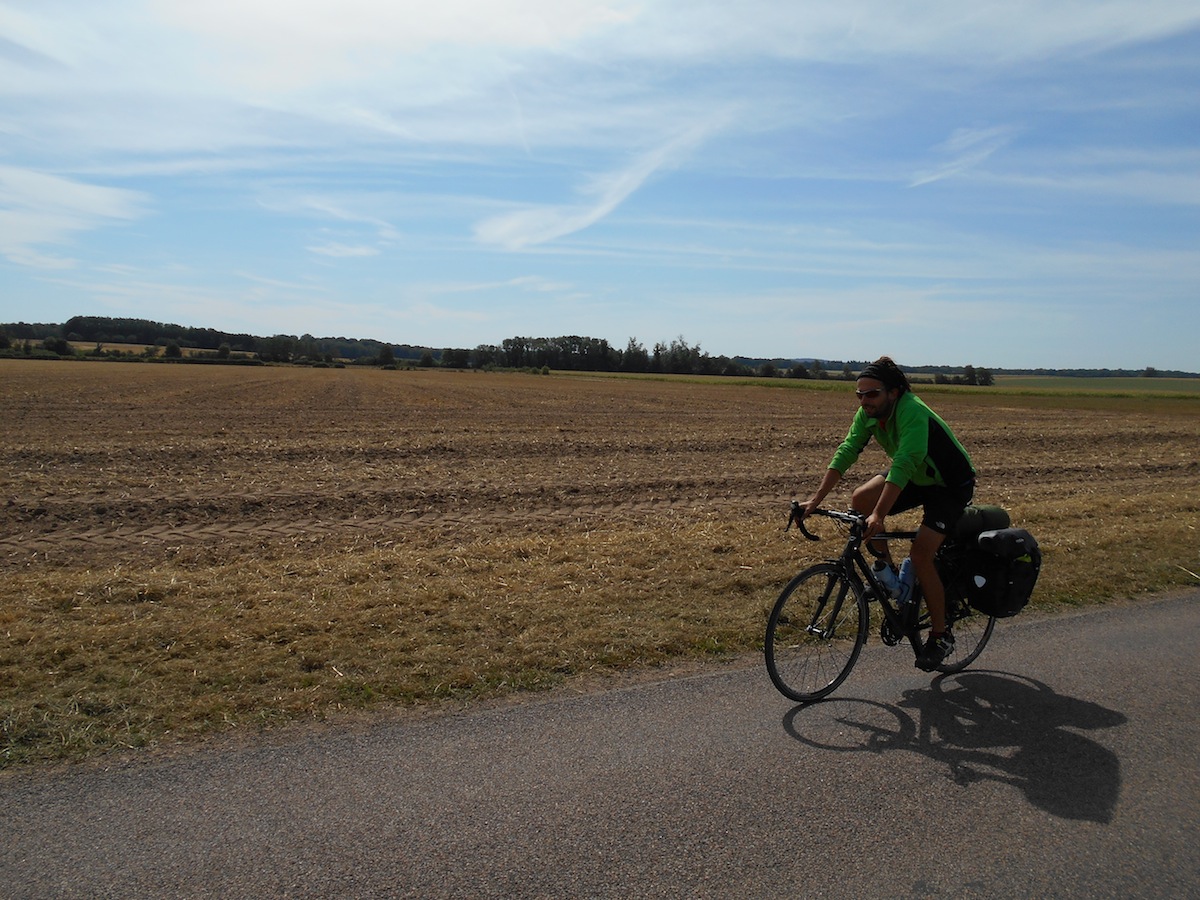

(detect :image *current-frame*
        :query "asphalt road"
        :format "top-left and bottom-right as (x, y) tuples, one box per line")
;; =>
(3, 592), (1198, 899)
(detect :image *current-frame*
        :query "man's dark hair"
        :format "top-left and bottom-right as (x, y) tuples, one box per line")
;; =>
(859, 356), (911, 396)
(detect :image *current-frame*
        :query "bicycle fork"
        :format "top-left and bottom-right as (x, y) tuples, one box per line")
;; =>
(806, 572), (852, 639)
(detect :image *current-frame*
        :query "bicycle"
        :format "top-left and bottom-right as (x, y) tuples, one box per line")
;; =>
(764, 503), (996, 702)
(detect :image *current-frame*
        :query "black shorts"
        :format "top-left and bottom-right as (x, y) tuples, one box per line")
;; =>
(890, 478), (975, 535)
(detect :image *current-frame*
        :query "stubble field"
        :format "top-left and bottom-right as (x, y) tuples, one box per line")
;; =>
(2, 360), (1198, 766)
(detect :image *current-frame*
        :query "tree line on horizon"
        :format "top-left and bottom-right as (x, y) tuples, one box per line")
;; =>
(1, 316), (1193, 380)
(0, 317), (987, 381)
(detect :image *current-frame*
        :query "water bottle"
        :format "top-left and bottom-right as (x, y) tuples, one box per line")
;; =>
(872, 559), (899, 597)
(895, 557), (915, 608)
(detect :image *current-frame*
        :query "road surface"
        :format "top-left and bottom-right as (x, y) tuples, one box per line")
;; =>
(3, 592), (1198, 898)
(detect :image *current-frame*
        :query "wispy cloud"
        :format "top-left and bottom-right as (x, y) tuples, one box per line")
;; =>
(0, 165), (148, 268)
(419, 274), (578, 296)
(151, 0), (639, 91)
(307, 242), (380, 258)
(578, 1), (1200, 65)
(4, 3), (1196, 164)
(910, 126), (1017, 187)
(474, 120), (726, 249)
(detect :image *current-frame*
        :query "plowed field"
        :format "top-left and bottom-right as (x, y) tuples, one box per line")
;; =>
(2, 361), (1198, 764)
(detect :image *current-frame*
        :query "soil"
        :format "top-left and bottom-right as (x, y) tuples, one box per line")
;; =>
(2, 362), (1197, 569)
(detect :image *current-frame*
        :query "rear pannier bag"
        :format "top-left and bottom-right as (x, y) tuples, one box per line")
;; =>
(959, 527), (1042, 618)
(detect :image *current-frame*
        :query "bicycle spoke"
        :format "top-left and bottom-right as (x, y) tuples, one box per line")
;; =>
(937, 598), (995, 673)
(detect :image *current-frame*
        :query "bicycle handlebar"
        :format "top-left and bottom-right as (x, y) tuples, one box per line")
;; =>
(787, 503), (917, 543)
(786, 501), (821, 541)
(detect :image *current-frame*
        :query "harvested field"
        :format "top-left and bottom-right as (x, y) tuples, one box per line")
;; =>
(2, 360), (1198, 765)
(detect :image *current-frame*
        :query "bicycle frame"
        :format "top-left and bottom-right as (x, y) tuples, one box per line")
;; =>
(789, 503), (924, 655)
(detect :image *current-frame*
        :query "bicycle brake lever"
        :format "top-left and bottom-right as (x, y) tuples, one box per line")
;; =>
(788, 501), (821, 541)
(786, 501), (804, 530)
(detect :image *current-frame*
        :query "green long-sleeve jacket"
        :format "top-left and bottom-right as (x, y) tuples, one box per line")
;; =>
(829, 392), (975, 490)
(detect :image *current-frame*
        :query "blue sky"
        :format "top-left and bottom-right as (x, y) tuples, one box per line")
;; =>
(1, 1), (1198, 370)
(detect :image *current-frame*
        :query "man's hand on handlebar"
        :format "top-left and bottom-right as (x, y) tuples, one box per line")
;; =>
(787, 500), (805, 530)
(788, 496), (821, 528)
(787, 500), (822, 541)
(864, 511), (886, 543)
(800, 495), (823, 521)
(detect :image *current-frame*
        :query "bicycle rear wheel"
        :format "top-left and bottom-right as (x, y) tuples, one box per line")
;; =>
(765, 564), (868, 702)
(937, 596), (995, 673)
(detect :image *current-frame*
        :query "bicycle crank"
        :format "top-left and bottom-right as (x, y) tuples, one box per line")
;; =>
(880, 619), (903, 646)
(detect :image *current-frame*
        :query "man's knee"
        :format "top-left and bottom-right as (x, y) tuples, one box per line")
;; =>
(851, 477), (884, 513)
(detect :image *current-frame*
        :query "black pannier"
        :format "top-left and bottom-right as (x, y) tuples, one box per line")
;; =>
(956, 527), (1042, 618)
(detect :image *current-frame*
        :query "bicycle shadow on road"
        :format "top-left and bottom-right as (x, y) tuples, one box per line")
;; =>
(782, 671), (1127, 823)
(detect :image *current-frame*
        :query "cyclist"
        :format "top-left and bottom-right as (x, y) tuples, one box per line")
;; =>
(799, 356), (976, 671)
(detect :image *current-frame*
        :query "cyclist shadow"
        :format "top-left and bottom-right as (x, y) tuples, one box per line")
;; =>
(782, 671), (1127, 823)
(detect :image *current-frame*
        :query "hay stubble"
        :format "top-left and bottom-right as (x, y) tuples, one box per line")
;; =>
(2, 361), (1197, 765)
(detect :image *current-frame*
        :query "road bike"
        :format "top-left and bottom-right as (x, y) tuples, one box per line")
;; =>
(764, 504), (996, 702)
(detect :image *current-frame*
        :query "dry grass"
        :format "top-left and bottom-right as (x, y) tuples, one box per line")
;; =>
(1, 361), (1197, 766)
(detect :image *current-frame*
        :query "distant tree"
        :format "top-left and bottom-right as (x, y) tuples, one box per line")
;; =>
(788, 364), (810, 379)
(649, 342), (666, 373)
(963, 365), (978, 386)
(470, 344), (500, 369)
(377, 345), (395, 367)
(164, 342), (182, 358)
(441, 348), (470, 368)
(297, 334), (319, 361)
(759, 362), (778, 378)
(419, 350), (435, 368)
(258, 335), (295, 363)
(1143, 367), (1159, 378)
(502, 337), (529, 368)
(977, 368), (995, 386)
(618, 337), (646, 372)
(665, 336), (698, 374)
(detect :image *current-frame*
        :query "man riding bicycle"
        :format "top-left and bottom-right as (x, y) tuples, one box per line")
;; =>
(798, 356), (976, 671)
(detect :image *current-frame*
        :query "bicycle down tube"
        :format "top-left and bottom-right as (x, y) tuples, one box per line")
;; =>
(792, 504), (922, 653)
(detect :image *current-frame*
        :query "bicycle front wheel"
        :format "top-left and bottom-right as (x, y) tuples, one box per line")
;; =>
(765, 564), (868, 702)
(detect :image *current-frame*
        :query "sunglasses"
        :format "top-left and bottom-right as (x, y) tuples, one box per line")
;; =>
(855, 388), (885, 399)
